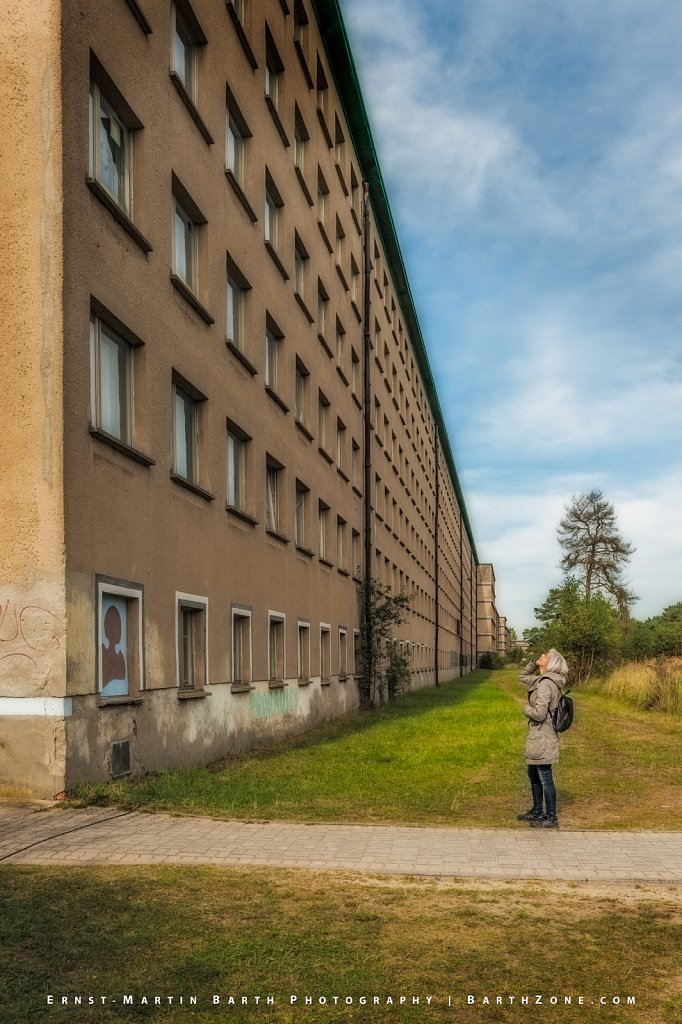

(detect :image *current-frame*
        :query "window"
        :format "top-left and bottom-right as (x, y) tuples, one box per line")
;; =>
(350, 164), (360, 219)
(226, 260), (250, 352)
(339, 628), (348, 678)
(97, 578), (144, 699)
(294, 106), (309, 172)
(294, 0), (309, 53)
(227, 424), (249, 511)
(264, 173), (282, 250)
(318, 391), (329, 451)
(318, 501), (330, 559)
(335, 318), (346, 368)
(265, 320), (283, 392)
(350, 255), (360, 306)
(297, 621), (310, 680)
(353, 629), (361, 675)
(176, 594), (208, 690)
(295, 358), (309, 425)
(317, 281), (329, 340)
(334, 115), (345, 170)
(294, 233), (309, 299)
(316, 56), (328, 120)
(226, 113), (244, 184)
(264, 27), (283, 109)
(351, 348), (360, 396)
(351, 439), (360, 488)
(173, 382), (198, 482)
(231, 606), (252, 684)
(173, 195), (197, 290)
(317, 168), (329, 228)
(336, 516), (347, 570)
(265, 455), (283, 533)
(336, 418), (347, 472)
(172, 3), (199, 101)
(89, 78), (132, 214)
(351, 529), (360, 576)
(295, 479), (309, 547)
(320, 624), (331, 680)
(335, 217), (345, 267)
(90, 315), (132, 443)
(268, 613), (285, 681)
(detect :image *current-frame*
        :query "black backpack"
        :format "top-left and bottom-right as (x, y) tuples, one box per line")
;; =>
(551, 689), (574, 733)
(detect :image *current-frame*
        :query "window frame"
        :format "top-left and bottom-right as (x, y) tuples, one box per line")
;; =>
(268, 611), (286, 682)
(89, 314), (134, 445)
(231, 605), (252, 685)
(175, 592), (208, 691)
(96, 577), (144, 701)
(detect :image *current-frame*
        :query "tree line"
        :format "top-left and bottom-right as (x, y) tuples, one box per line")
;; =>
(522, 489), (681, 683)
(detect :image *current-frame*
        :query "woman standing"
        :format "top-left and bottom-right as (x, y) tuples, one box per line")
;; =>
(518, 649), (568, 829)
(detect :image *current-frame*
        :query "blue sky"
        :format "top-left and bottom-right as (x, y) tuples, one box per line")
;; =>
(343, 0), (682, 632)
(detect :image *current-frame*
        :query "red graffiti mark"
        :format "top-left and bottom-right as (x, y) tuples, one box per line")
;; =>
(0, 652), (37, 667)
(19, 605), (61, 652)
(0, 601), (19, 643)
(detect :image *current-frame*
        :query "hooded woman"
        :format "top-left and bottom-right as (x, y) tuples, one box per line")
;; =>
(517, 648), (568, 829)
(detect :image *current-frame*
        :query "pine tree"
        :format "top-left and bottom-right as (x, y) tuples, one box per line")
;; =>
(557, 490), (637, 613)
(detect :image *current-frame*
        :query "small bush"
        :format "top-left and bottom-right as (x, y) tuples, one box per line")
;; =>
(479, 652), (506, 670)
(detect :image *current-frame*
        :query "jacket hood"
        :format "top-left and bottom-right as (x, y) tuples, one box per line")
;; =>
(528, 671), (565, 691)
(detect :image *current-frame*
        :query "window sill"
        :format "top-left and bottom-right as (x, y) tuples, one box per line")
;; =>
(318, 333), (333, 359)
(90, 428), (155, 467)
(124, 0), (152, 33)
(335, 263), (349, 291)
(338, 673), (348, 682)
(266, 528), (290, 544)
(177, 689), (210, 700)
(337, 568), (350, 577)
(352, 485), (363, 498)
(225, 1), (258, 68)
(230, 682), (254, 693)
(226, 504), (259, 526)
(297, 676), (313, 687)
(295, 420), (313, 442)
(169, 72), (213, 144)
(265, 241), (289, 281)
(294, 166), (314, 207)
(352, 393), (362, 411)
(226, 339), (258, 375)
(319, 556), (334, 569)
(265, 95), (290, 147)
(295, 292), (314, 323)
(98, 695), (144, 708)
(295, 543), (315, 558)
(350, 207), (362, 236)
(170, 274), (215, 324)
(318, 446), (333, 465)
(317, 220), (333, 254)
(225, 169), (258, 222)
(337, 467), (349, 483)
(317, 107), (333, 148)
(265, 385), (289, 413)
(320, 678), (332, 687)
(351, 300), (362, 323)
(268, 679), (288, 689)
(170, 473), (215, 502)
(336, 365), (349, 387)
(86, 178), (153, 253)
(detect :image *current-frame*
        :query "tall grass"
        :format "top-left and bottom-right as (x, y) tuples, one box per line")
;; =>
(600, 658), (682, 714)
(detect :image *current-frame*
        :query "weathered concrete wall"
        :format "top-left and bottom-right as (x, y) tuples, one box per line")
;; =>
(0, 0), (67, 796)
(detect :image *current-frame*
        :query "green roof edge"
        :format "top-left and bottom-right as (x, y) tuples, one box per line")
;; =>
(310, 0), (480, 565)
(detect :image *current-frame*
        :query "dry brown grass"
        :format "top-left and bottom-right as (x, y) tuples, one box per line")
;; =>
(600, 658), (682, 714)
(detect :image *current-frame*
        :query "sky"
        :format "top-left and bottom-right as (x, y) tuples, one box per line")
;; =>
(342, 0), (682, 633)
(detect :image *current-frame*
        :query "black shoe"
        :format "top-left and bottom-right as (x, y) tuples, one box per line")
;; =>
(530, 816), (558, 829)
(517, 809), (544, 821)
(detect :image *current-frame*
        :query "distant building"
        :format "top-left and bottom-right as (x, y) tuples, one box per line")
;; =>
(1, 0), (504, 796)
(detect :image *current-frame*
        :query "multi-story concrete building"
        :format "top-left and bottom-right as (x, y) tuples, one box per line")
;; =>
(1, 0), (501, 797)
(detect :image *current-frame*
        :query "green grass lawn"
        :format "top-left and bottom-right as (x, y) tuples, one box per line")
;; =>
(70, 668), (682, 830)
(2, 865), (680, 1024)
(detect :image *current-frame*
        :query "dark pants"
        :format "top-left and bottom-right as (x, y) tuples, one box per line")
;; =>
(527, 763), (557, 818)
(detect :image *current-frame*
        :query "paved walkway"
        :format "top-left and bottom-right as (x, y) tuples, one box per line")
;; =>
(1, 806), (681, 882)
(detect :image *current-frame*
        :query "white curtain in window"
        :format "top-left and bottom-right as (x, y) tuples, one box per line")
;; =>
(266, 467), (277, 530)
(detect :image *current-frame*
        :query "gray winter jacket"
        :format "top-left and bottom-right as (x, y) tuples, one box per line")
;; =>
(519, 661), (564, 765)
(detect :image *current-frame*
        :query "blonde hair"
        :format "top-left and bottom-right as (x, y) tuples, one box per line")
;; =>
(546, 648), (568, 677)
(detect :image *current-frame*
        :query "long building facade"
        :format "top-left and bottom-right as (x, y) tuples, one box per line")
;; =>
(1, 0), (502, 797)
